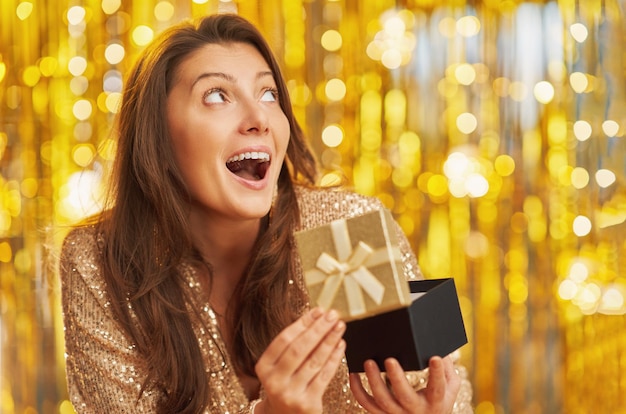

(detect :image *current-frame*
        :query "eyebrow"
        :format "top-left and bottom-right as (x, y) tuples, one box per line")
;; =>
(191, 71), (274, 90)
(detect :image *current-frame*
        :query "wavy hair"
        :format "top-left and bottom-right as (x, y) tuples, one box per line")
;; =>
(98, 14), (317, 413)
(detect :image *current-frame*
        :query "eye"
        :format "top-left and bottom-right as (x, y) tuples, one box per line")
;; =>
(203, 88), (227, 104)
(260, 88), (279, 102)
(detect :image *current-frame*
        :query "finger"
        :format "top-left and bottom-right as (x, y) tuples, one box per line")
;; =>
(256, 308), (324, 376)
(425, 356), (447, 403)
(383, 358), (417, 409)
(364, 359), (402, 413)
(293, 318), (346, 384)
(349, 373), (384, 414)
(442, 355), (461, 395)
(306, 334), (347, 395)
(268, 309), (342, 377)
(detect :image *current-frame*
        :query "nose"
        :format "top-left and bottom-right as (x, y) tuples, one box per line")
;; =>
(240, 99), (269, 135)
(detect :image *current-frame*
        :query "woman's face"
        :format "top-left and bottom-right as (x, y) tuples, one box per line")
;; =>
(166, 42), (290, 223)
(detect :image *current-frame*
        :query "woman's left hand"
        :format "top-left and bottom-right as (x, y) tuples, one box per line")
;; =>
(349, 355), (461, 414)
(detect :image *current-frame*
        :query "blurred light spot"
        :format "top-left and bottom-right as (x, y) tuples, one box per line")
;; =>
(105, 43), (125, 65)
(438, 17), (456, 38)
(73, 99), (92, 120)
(325, 78), (346, 101)
(59, 400), (76, 414)
(533, 81), (554, 104)
(455, 63), (476, 85)
(154, 1), (175, 21)
(558, 279), (578, 300)
(569, 72), (588, 93)
(573, 120), (592, 141)
(427, 174), (448, 197)
(572, 215), (592, 237)
(132, 25), (154, 46)
(101, 0), (121, 14)
(548, 61), (566, 81)
(466, 173), (489, 198)
(73, 122), (92, 141)
(493, 77), (510, 97)
(323, 54), (343, 75)
(398, 131), (420, 154)
(62, 170), (104, 218)
(39, 56), (58, 76)
(381, 49), (402, 69)
(105, 92), (122, 113)
(509, 275), (528, 304)
(68, 56), (87, 76)
(570, 23), (588, 43)
(595, 169), (616, 188)
(568, 261), (589, 283)
(287, 81), (312, 106)
(14, 249), (31, 273)
(321, 30), (342, 51)
(320, 172), (342, 187)
(601, 287), (625, 313)
(16, 2), (33, 20)
(321, 124), (343, 148)
(602, 120), (619, 137)
(103, 70), (123, 93)
(70, 76), (89, 95)
(509, 81), (528, 101)
(98, 138), (117, 160)
(384, 16), (405, 37)
(570, 167), (589, 189)
(444, 152), (471, 180)
(0, 241), (12, 262)
(72, 144), (95, 167)
(456, 15), (480, 37)
(21, 178), (38, 198)
(384, 89), (406, 126)
(494, 154), (515, 176)
(465, 231), (489, 259)
(456, 113), (477, 134)
(22, 65), (41, 87)
(67, 6), (86, 25)
(391, 168), (413, 188)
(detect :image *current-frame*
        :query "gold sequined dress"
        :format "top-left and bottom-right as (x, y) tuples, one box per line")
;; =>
(60, 186), (473, 413)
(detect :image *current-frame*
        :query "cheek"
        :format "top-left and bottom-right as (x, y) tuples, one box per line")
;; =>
(276, 115), (291, 154)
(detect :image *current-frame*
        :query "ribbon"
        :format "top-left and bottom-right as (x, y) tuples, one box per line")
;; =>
(304, 218), (401, 318)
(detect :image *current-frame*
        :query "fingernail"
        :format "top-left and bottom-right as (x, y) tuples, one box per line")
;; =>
(310, 307), (324, 318)
(326, 309), (338, 321)
(333, 320), (345, 332)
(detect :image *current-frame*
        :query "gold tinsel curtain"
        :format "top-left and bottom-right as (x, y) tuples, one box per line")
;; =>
(1, 0), (625, 413)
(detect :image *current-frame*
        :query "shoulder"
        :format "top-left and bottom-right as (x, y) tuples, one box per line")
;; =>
(59, 224), (107, 297)
(294, 185), (385, 231)
(60, 225), (102, 269)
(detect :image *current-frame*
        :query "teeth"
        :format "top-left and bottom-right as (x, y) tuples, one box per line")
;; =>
(226, 151), (270, 163)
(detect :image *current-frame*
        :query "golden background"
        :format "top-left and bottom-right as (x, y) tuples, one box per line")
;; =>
(1, 0), (625, 413)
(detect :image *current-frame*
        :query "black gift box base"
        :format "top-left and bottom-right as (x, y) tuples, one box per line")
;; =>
(343, 278), (468, 372)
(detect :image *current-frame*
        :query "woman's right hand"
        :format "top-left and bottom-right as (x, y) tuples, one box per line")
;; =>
(253, 307), (346, 414)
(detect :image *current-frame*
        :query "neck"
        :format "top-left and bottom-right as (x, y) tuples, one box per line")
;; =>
(188, 210), (268, 309)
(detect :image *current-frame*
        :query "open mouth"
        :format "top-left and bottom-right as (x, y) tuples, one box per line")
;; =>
(226, 151), (270, 181)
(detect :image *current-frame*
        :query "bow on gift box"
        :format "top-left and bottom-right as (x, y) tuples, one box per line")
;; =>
(304, 218), (401, 318)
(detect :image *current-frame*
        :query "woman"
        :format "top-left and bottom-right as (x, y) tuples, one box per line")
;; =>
(59, 13), (473, 414)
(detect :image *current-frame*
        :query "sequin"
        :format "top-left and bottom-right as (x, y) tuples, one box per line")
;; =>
(60, 186), (473, 413)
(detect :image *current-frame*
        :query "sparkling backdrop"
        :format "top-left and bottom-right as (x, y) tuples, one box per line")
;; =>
(1, 0), (625, 413)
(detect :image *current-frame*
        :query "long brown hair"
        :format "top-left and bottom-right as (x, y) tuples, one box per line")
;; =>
(99, 14), (317, 413)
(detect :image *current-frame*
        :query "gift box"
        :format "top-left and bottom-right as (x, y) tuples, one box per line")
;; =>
(343, 278), (468, 372)
(294, 208), (412, 321)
